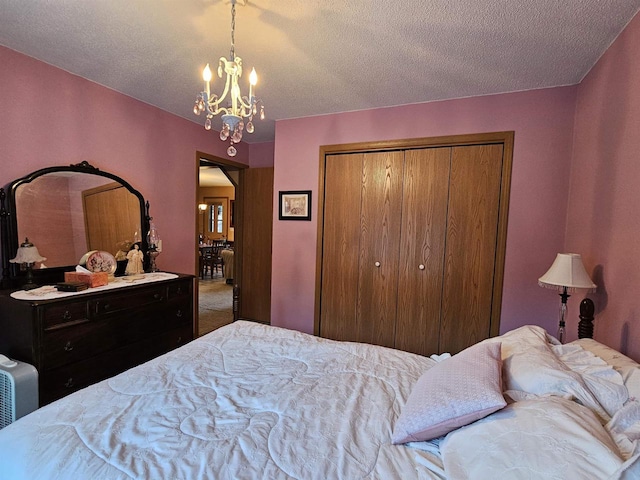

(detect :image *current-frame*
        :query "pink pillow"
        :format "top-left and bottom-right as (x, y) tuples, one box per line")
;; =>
(392, 341), (506, 443)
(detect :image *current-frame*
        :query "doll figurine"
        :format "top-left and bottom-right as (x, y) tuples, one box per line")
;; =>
(125, 244), (144, 275)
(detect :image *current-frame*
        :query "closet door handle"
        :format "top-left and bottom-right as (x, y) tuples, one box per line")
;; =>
(374, 261), (381, 267)
(418, 264), (425, 270)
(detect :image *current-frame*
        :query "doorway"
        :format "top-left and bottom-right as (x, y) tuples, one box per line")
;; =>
(197, 155), (241, 336)
(194, 150), (274, 337)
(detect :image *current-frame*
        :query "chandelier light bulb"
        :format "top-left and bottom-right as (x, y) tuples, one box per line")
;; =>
(202, 64), (213, 82)
(249, 68), (258, 86)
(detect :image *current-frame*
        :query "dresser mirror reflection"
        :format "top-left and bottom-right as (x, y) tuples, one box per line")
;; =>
(1, 161), (149, 288)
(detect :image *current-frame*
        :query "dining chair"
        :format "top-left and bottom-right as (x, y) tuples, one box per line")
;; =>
(211, 245), (224, 276)
(200, 246), (215, 279)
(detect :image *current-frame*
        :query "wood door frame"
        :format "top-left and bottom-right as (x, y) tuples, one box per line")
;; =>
(314, 131), (515, 338)
(194, 151), (247, 337)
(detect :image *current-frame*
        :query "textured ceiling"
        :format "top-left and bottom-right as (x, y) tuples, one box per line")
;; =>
(1, 0), (639, 144)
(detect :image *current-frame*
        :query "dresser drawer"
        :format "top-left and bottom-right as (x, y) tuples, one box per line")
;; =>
(88, 286), (166, 317)
(159, 323), (192, 351)
(167, 280), (191, 300)
(41, 320), (117, 371)
(40, 323), (193, 404)
(163, 298), (191, 329)
(41, 298), (191, 371)
(43, 302), (89, 330)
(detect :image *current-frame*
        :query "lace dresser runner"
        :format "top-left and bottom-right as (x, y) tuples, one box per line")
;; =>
(10, 272), (179, 300)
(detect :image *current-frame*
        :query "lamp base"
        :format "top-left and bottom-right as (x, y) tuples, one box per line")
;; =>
(148, 250), (160, 273)
(557, 287), (570, 344)
(22, 265), (38, 291)
(557, 321), (566, 344)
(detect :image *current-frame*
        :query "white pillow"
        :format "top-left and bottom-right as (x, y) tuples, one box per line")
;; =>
(441, 396), (624, 479)
(485, 325), (611, 420)
(553, 343), (628, 417)
(392, 342), (505, 444)
(570, 338), (640, 401)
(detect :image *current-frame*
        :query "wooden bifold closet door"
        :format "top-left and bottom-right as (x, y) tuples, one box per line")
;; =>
(317, 133), (513, 356)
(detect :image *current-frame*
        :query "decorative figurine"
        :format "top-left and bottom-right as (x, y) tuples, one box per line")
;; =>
(125, 244), (144, 275)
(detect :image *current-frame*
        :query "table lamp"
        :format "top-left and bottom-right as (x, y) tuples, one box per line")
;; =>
(538, 253), (596, 343)
(9, 238), (46, 290)
(147, 222), (161, 272)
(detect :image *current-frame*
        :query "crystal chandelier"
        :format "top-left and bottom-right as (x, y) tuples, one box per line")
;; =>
(193, 0), (264, 157)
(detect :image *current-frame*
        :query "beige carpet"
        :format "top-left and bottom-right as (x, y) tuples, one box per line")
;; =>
(198, 276), (233, 336)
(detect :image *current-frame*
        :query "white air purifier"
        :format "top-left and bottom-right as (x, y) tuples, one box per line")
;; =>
(0, 355), (38, 428)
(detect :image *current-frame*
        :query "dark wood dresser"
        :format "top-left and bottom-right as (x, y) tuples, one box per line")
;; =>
(0, 273), (194, 405)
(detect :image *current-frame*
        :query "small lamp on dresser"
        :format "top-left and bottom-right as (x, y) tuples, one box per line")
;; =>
(9, 237), (46, 290)
(147, 222), (161, 273)
(538, 253), (596, 343)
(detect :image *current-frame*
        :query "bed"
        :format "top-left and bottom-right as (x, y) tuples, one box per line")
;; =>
(1, 320), (639, 479)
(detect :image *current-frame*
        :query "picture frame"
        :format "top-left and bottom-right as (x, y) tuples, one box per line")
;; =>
(279, 190), (312, 221)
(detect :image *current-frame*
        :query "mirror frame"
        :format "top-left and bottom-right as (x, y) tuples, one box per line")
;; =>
(0, 161), (150, 288)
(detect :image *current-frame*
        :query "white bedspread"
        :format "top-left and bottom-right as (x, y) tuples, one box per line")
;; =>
(4, 322), (639, 479)
(0, 321), (444, 479)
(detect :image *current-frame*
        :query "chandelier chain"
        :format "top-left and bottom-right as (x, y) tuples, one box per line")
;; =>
(230, 1), (236, 60)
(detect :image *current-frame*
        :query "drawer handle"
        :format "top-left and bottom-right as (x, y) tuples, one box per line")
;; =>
(62, 310), (72, 320)
(103, 303), (111, 311)
(176, 309), (183, 318)
(374, 261), (381, 267)
(64, 341), (74, 352)
(153, 293), (163, 301)
(176, 336), (183, 344)
(176, 287), (183, 295)
(418, 264), (425, 270)
(64, 378), (75, 389)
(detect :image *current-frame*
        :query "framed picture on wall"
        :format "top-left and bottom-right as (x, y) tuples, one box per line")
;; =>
(279, 190), (312, 221)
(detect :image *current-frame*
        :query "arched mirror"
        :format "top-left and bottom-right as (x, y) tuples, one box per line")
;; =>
(1, 161), (149, 287)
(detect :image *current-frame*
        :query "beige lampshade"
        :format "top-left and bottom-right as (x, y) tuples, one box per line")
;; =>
(9, 238), (47, 265)
(538, 253), (596, 292)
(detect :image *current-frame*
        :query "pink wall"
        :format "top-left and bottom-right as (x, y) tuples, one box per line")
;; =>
(565, 13), (640, 359)
(0, 46), (249, 277)
(271, 87), (578, 337)
(249, 142), (275, 168)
